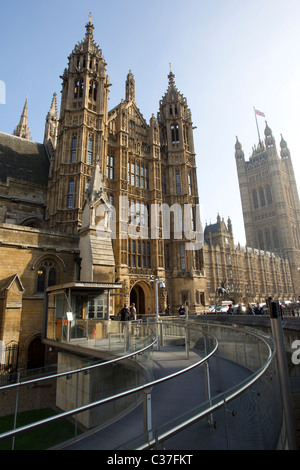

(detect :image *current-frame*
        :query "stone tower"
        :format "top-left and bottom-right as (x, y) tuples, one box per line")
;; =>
(235, 122), (300, 294)
(46, 18), (110, 233)
(157, 69), (206, 309)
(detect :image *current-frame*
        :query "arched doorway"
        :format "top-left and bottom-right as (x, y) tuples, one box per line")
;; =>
(27, 337), (45, 371)
(130, 284), (146, 316)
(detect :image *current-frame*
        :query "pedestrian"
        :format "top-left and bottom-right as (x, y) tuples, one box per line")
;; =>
(254, 303), (261, 315)
(178, 305), (185, 316)
(130, 303), (137, 320)
(227, 304), (233, 315)
(246, 303), (254, 315)
(119, 304), (130, 321)
(165, 304), (171, 316)
(236, 304), (243, 314)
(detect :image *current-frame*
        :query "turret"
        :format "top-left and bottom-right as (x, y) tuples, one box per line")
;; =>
(125, 70), (135, 103)
(13, 97), (31, 140)
(280, 134), (290, 160)
(235, 136), (244, 161)
(44, 92), (59, 149)
(46, 16), (110, 233)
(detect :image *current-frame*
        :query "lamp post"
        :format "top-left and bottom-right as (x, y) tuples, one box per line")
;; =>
(150, 276), (165, 349)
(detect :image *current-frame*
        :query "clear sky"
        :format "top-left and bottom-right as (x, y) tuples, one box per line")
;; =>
(1, 0), (300, 245)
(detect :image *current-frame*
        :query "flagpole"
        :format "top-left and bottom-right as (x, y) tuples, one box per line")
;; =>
(253, 106), (261, 144)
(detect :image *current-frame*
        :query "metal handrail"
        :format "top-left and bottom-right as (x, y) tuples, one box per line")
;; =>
(0, 324), (156, 392)
(136, 322), (276, 449)
(0, 321), (217, 443)
(0, 319), (276, 449)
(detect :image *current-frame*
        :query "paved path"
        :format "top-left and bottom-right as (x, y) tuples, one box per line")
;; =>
(61, 345), (269, 450)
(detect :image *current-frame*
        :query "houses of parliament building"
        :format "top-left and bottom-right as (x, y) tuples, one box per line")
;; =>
(0, 18), (299, 371)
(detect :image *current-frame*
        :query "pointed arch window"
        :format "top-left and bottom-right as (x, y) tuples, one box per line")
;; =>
(89, 80), (97, 101)
(259, 187), (266, 207)
(67, 180), (74, 208)
(266, 185), (273, 205)
(180, 244), (185, 270)
(258, 231), (264, 250)
(162, 173), (167, 195)
(273, 227), (280, 249)
(71, 134), (77, 163)
(74, 79), (83, 99)
(37, 260), (58, 293)
(171, 123), (179, 143)
(252, 189), (259, 209)
(188, 173), (192, 195)
(175, 169), (181, 195)
(87, 136), (93, 165)
(265, 229), (272, 250)
(106, 152), (115, 179)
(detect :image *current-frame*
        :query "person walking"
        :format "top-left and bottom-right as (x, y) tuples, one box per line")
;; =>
(130, 303), (137, 320)
(119, 304), (130, 321)
(165, 304), (171, 316)
(227, 304), (233, 315)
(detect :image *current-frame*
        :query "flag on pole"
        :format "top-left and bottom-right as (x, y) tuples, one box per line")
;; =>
(254, 108), (265, 117)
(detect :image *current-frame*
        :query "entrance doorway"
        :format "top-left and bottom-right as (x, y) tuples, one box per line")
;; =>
(27, 337), (45, 371)
(130, 284), (145, 316)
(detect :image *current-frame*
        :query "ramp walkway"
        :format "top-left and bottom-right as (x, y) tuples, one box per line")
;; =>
(61, 344), (276, 450)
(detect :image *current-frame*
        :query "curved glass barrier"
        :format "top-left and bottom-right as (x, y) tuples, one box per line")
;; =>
(0, 318), (283, 450)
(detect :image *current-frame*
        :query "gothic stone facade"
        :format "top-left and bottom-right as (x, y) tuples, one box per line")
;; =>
(0, 20), (297, 373)
(235, 124), (300, 295)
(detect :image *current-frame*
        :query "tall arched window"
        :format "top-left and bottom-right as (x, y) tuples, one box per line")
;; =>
(266, 185), (273, 205)
(171, 123), (179, 143)
(87, 136), (93, 165)
(252, 189), (259, 209)
(89, 80), (97, 101)
(259, 187), (266, 206)
(265, 229), (271, 250)
(37, 260), (58, 293)
(175, 170), (181, 195)
(74, 79), (83, 99)
(273, 227), (280, 249)
(258, 231), (264, 250)
(71, 134), (77, 163)
(67, 180), (74, 208)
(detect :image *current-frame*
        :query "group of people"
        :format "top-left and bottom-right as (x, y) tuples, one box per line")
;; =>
(227, 302), (264, 315)
(118, 303), (137, 321)
(118, 303), (186, 318)
(166, 304), (186, 316)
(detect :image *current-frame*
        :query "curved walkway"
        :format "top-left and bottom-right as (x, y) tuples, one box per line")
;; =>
(61, 345), (256, 450)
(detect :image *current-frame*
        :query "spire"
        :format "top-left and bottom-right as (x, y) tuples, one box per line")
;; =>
(49, 92), (58, 116)
(72, 13), (101, 55)
(44, 92), (59, 148)
(168, 65), (176, 88)
(85, 12), (95, 46)
(125, 70), (135, 102)
(264, 121), (276, 148)
(280, 134), (290, 159)
(13, 97), (31, 140)
(235, 136), (244, 161)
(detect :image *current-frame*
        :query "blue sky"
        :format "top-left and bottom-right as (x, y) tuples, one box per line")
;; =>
(1, 0), (300, 245)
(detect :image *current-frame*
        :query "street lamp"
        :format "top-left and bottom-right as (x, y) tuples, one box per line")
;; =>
(150, 276), (165, 349)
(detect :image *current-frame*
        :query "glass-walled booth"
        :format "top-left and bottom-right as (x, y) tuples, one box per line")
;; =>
(43, 281), (122, 345)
